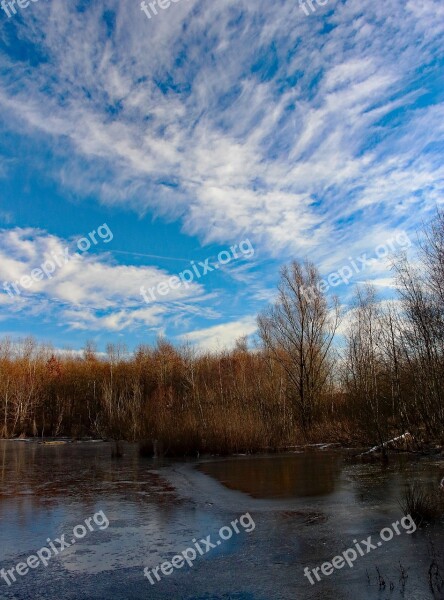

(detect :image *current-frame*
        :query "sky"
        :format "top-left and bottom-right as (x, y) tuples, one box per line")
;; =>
(0, 0), (443, 352)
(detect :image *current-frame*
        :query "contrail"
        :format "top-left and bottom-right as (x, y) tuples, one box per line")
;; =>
(110, 250), (191, 263)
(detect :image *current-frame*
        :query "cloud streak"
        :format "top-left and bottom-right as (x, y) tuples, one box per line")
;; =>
(0, 0), (443, 347)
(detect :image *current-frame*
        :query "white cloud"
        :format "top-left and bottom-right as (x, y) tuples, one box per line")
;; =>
(0, 228), (211, 332)
(0, 0), (443, 345)
(179, 316), (258, 352)
(0, 0), (442, 266)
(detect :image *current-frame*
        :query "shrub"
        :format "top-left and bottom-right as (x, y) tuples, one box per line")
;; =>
(399, 483), (443, 525)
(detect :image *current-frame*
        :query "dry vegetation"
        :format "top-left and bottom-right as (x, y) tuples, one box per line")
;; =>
(1, 212), (444, 456)
(400, 483), (444, 525)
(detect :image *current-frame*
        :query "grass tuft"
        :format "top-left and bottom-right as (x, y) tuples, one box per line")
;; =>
(399, 483), (443, 525)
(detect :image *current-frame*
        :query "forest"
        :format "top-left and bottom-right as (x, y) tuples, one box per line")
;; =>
(1, 212), (443, 456)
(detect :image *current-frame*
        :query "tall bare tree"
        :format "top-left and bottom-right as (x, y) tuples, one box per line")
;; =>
(343, 285), (392, 451)
(258, 260), (340, 432)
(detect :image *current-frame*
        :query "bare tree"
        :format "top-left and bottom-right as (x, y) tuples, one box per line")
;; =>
(258, 260), (340, 432)
(393, 211), (444, 435)
(343, 285), (391, 452)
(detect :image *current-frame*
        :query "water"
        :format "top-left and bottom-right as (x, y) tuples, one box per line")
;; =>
(0, 441), (443, 600)
(198, 451), (343, 498)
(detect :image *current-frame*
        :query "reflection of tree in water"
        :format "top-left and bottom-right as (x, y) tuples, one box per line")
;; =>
(199, 452), (342, 499)
(0, 441), (182, 518)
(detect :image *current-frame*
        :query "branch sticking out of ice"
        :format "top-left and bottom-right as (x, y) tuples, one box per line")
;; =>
(359, 433), (413, 456)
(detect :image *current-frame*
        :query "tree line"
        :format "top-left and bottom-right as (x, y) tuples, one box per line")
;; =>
(1, 211), (443, 454)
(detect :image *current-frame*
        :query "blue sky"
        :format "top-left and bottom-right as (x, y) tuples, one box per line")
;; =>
(0, 0), (443, 351)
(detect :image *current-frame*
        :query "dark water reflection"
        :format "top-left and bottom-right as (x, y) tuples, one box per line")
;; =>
(0, 440), (178, 506)
(199, 452), (342, 499)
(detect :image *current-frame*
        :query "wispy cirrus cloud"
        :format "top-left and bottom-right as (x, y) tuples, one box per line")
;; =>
(0, 0), (443, 347)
